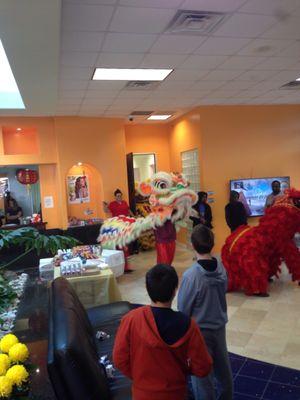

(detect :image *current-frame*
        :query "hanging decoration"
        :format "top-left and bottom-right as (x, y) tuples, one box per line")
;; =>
(16, 169), (39, 185)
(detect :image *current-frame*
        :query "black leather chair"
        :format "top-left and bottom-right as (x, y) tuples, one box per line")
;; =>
(47, 277), (133, 400)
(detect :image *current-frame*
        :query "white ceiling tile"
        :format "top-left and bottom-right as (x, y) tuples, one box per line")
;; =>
(192, 81), (227, 90)
(59, 90), (86, 98)
(250, 81), (282, 91)
(57, 104), (80, 111)
(277, 41), (300, 57)
(212, 13), (277, 38)
(58, 98), (83, 105)
(139, 54), (187, 68)
(62, 4), (114, 31)
(203, 69), (243, 80)
(238, 38), (294, 56)
(239, 0), (300, 15)
(252, 56), (300, 70)
(206, 89), (241, 98)
(81, 98), (113, 106)
(62, 31), (105, 52)
(60, 66), (93, 80)
(194, 37), (251, 56)
(102, 33), (157, 53)
(65, 0), (118, 4)
(150, 34), (207, 54)
(165, 69), (210, 81)
(119, 0), (183, 7)
(156, 80), (194, 90)
(109, 6), (175, 34)
(217, 55), (267, 70)
(180, 55), (227, 69)
(85, 90), (119, 99)
(61, 52), (98, 67)
(55, 111), (79, 115)
(88, 80), (127, 90)
(219, 80), (257, 90)
(96, 52), (145, 68)
(59, 80), (89, 90)
(236, 70), (277, 81)
(271, 70), (300, 82)
(262, 17), (300, 39)
(180, 0), (247, 12)
(116, 90), (149, 99)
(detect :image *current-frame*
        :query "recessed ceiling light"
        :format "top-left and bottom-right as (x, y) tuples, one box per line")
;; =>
(16, 128), (22, 131)
(148, 115), (172, 120)
(296, 77), (300, 81)
(92, 68), (173, 81)
(77, 162), (82, 166)
(0, 40), (25, 109)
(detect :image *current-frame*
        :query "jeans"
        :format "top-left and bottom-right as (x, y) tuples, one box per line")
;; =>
(191, 326), (233, 400)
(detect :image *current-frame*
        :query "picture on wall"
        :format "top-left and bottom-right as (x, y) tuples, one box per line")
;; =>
(67, 175), (90, 204)
(230, 176), (290, 217)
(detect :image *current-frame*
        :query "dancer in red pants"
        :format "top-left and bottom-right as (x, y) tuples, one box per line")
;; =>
(154, 220), (176, 265)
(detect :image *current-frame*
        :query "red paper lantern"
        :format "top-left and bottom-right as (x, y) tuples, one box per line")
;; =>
(16, 169), (39, 185)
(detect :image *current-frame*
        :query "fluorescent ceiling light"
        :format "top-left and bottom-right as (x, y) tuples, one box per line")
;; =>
(148, 115), (172, 120)
(0, 40), (25, 109)
(93, 68), (173, 81)
(296, 77), (300, 81)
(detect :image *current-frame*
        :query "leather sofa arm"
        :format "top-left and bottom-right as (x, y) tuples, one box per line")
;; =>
(87, 301), (134, 327)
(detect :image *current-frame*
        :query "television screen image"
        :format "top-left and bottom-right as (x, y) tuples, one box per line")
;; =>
(230, 177), (290, 217)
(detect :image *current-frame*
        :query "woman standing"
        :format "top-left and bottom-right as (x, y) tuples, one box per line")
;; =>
(191, 191), (213, 229)
(103, 189), (134, 273)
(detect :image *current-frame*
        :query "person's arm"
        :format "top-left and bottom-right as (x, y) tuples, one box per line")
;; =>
(177, 274), (197, 318)
(205, 204), (212, 226)
(188, 320), (213, 377)
(225, 205), (232, 229)
(103, 201), (111, 215)
(112, 316), (132, 379)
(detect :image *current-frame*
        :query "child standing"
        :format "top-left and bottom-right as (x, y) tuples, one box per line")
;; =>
(113, 264), (212, 400)
(178, 225), (233, 400)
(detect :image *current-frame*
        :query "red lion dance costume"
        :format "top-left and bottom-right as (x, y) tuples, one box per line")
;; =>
(222, 189), (300, 296)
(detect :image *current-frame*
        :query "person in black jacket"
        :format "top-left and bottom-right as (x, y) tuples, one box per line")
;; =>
(225, 191), (248, 232)
(191, 191), (213, 229)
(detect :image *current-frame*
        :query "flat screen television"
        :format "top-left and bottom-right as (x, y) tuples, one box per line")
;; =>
(230, 176), (290, 217)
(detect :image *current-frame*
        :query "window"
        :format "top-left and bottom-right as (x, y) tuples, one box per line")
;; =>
(181, 149), (200, 192)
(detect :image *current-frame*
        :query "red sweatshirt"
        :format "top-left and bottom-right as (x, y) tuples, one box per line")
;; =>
(113, 305), (212, 400)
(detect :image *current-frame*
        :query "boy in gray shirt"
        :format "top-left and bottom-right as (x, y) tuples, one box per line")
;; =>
(178, 225), (233, 400)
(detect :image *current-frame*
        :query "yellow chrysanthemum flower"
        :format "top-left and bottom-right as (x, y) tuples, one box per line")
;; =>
(9, 343), (29, 363)
(6, 365), (29, 386)
(0, 334), (19, 354)
(0, 354), (10, 376)
(0, 376), (13, 398)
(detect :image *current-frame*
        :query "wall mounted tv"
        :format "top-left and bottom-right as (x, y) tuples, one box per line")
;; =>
(230, 176), (290, 217)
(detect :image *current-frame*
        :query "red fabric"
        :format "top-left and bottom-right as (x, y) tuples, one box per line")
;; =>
(113, 305), (212, 400)
(108, 200), (130, 217)
(156, 241), (176, 265)
(221, 204), (300, 295)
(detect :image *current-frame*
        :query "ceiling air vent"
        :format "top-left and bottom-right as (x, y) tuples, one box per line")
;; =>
(165, 10), (226, 35)
(131, 111), (153, 116)
(280, 80), (300, 89)
(125, 81), (160, 90)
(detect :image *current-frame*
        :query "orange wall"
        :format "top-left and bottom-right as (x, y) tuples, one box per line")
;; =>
(2, 127), (39, 155)
(54, 117), (127, 227)
(125, 124), (171, 172)
(169, 105), (300, 252)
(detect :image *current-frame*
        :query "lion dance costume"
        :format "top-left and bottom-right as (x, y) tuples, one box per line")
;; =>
(222, 189), (300, 295)
(98, 172), (197, 264)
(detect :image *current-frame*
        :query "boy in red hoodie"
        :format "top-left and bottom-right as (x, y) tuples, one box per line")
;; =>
(113, 264), (212, 400)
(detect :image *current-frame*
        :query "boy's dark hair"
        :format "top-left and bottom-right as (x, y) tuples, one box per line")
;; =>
(146, 264), (178, 303)
(191, 224), (214, 254)
(114, 189), (122, 196)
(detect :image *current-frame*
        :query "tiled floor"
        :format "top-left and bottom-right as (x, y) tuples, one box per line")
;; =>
(117, 245), (300, 371)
